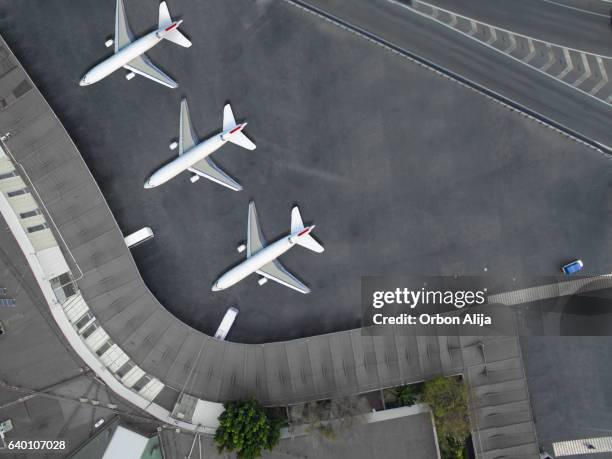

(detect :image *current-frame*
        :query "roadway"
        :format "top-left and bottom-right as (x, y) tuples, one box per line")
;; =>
(284, 0), (612, 149)
(423, 0), (612, 57)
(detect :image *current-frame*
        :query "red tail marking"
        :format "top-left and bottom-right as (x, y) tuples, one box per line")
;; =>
(165, 23), (178, 32)
(229, 125), (242, 134)
(298, 228), (310, 237)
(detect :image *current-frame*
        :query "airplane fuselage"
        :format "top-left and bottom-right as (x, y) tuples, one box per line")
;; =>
(213, 236), (299, 291)
(144, 132), (235, 188)
(80, 30), (163, 86)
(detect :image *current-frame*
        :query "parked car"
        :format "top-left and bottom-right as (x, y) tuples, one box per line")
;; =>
(562, 259), (583, 275)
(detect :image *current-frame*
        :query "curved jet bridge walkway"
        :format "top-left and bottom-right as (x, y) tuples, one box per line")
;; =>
(5, 30), (611, 459)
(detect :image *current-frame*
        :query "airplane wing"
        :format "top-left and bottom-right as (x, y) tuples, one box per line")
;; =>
(115, 0), (134, 52)
(257, 260), (310, 294)
(179, 99), (198, 155)
(123, 54), (178, 89)
(247, 201), (267, 257)
(188, 158), (242, 191)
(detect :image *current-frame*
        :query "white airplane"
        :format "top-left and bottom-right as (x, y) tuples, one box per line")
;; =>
(212, 202), (324, 294)
(80, 0), (191, 88)
(144, 99), (255, 190)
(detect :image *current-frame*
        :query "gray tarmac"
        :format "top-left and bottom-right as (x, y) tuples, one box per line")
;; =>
(1, 0), (611, 343)
(521, 336), (612, 455)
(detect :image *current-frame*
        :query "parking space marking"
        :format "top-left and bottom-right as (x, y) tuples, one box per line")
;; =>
(553, 436), (612, 456)
(403, 0), (612, 106)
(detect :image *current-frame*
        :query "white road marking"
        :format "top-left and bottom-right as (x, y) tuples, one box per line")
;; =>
(535, 0), (610, 18)
(449, 13), (458, 28)
(523, 38), (536, 63)
(399, 0), (612, 108)
(590, 56), (609, 95)
(468, 20), (477, 36)
(286, 0), (612, 158)
(553, 436), (612, 456)
(541, 44), (556, 72)
(557, 48), (573, 79)
(504, 33), (517, 54)
(486, 26), (497, 45)
(411, 0), (612, 58)
(573, 53), (591, 87)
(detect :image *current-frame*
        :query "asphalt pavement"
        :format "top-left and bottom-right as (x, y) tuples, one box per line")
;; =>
(289, 0), (612, 150)
(1, 0), (611, 343)
(425, 0), (612, 57)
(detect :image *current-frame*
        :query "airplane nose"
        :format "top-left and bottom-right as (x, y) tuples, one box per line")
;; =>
(144, 180), (153, 189)
(212, 282), (221, 291)
(79, 78), (87, 86)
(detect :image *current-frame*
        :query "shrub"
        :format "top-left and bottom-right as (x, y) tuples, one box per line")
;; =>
(420, 376), (470, 459)
(214, 399), (281, 459)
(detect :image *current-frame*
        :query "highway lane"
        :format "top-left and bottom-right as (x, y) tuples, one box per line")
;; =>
(284, 0), (612, 149)
(426, 0), (612, 56)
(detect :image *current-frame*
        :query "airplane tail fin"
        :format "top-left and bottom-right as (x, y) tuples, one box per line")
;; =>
(223, 104), (237, 131)
(159, 2), (192, 47)
(291, 207), (304, 234)
(158, 2), (172, 28)
(291, 207), (324, 253)
(223, 104), (257, 150)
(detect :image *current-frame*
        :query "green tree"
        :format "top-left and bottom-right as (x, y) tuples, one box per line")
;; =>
(420, 376), (469, 459)
(214, 399), (281, 459)
(392, 384), (418, 407)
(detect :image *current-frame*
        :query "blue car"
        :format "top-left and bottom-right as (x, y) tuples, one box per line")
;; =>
(562, 259), (583, 275)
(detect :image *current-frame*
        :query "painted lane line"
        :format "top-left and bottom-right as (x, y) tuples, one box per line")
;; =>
(535, 0), (610, 18)
(557, 48), (573, 79)
(523, 38), (536, 63)
(573, 53), (591, 87)
(412, 0), (612, 59)
(395, 0), (612, 110)
(590, 56), (609, 95)
(283, 0), (612, 157)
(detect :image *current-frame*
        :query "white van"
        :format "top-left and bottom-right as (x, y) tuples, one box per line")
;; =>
(214, 307), (239, 340)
